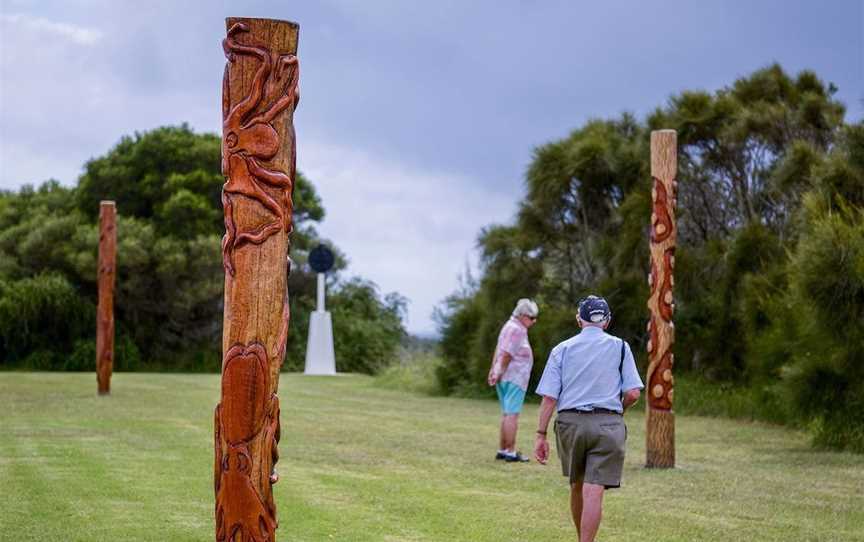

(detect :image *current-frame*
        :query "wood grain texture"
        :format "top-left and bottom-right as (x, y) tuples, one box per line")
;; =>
(215, 17), (298, 542)
(646, 130), (676, 468)
(96, 201), (116, 396)
(646, 408), (675, 468)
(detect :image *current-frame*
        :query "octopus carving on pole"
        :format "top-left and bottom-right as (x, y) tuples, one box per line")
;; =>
(646, 129), (677, 469)
(215, 17), (299, 542)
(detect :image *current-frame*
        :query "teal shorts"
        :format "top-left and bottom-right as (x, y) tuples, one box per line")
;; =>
(496, 381), (526, 415)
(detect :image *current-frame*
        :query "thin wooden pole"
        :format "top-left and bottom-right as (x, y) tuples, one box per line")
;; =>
(646, 130), (677, 468)
(96, 200), (116, 396)
(215, 17), (299, 541)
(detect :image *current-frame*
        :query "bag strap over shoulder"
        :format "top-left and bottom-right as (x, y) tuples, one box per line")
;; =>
(619, 340), (626, 403)
(619, 340), (625, 377)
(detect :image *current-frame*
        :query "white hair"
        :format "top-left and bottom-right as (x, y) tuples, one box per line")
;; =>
(512, 298), (539, 318)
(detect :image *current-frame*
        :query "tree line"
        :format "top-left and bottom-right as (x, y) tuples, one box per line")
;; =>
(435, 65), (864, 452)
(0, 125), (406, 374)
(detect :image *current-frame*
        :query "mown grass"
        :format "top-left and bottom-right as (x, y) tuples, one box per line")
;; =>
(1, 372), (863, 541)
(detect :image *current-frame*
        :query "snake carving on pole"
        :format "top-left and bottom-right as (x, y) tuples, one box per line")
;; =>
(646, 129), (677, 469)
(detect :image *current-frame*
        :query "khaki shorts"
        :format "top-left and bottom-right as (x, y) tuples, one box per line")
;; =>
(554, 411), (626, 488)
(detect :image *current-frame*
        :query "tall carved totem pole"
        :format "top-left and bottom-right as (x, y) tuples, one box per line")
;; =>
(96, 200), (116, 395)
(215, 17), (299, 541)
(646, 129), (677, 468)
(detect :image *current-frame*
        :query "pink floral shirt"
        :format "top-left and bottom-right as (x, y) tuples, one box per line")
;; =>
(493, 317), (533, 390)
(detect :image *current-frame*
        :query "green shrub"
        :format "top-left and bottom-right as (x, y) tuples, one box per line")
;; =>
(114, 334), (144, 371)
(65, 340), (96, 371)
(781, 205), (864, 451)
(435, 291), (485, 395)
(0, 273), (93, 368)
(672, 375), (791, 425)
(330, 278), (407, 374)
(375, 351), (444, 396)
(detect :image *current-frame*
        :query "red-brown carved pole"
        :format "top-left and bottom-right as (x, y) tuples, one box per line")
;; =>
(96, 200), (116, 395)
(215, 17), (299, 542)
(646, 129), (677, 468)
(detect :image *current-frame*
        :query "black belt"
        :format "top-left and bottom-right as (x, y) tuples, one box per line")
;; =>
(558, 408), (621, 415)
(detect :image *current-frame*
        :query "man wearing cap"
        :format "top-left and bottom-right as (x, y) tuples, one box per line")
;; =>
(487, 298), (539, 463)
(533, 295), (643, 542)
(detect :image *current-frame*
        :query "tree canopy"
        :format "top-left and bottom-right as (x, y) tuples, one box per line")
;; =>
(0, 124), (405, 373)
(436, 64), (864, 452)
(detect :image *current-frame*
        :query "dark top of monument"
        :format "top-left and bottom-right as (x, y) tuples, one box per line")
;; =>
(309, 244), (335, 273)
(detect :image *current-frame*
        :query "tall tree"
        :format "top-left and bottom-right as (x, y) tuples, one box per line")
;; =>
(0, 125), (405, 374)
(436, 64), (859, 453)
(650, 64), (845, 243)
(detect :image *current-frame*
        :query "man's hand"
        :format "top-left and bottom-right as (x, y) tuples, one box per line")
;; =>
(534, 396), (556, 464)
(488, 352), (512, 387)
(534, 434), (549, 464)
(622, 388), (641, 410)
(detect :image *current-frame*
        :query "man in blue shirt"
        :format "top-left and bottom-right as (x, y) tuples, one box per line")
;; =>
(534, 295), (643, 542)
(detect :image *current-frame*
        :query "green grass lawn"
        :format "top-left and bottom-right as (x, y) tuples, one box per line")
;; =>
(1, 373), (863, 541)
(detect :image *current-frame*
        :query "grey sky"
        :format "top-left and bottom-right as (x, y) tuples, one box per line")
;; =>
(1, 0), (861, 334)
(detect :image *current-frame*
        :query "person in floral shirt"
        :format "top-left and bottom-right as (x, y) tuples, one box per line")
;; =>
(487, 298), (539, 462)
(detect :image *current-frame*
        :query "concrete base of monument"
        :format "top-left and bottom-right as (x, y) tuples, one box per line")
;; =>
(304, 310), (336, 375)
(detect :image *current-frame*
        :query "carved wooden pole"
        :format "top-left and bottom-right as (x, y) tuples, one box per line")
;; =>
(215, 17), (299, 542)
(646, 130), (677, 468)
(96, 200), (116, 395)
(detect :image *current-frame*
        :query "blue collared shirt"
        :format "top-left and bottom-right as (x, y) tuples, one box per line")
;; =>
(535, 326), (644, 413)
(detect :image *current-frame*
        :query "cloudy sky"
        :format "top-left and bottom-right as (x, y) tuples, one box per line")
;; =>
(1, 1), (861, 334)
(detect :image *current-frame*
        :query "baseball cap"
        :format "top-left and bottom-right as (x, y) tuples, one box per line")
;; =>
(578, 295), (611, 323)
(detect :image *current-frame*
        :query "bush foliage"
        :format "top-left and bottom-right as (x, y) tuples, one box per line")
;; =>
(0, 125), (405, 374)
(436, 65), (864, 451)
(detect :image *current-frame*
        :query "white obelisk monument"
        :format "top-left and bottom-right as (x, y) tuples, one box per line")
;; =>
(305, 246), (336, 375)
